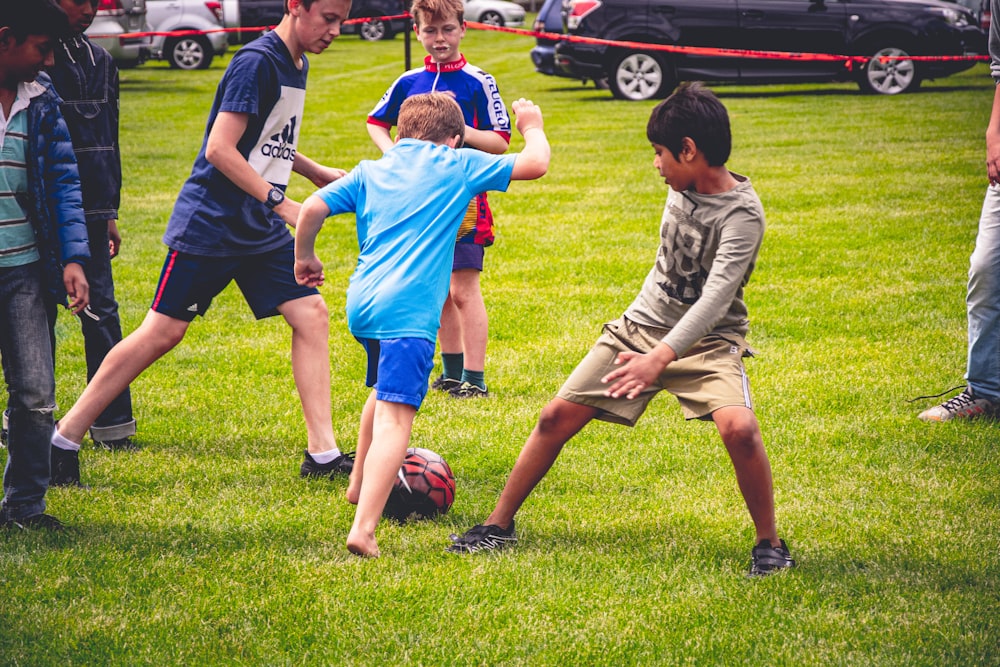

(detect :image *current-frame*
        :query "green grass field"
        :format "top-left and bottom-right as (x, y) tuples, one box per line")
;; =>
(1, 26), (998, 665)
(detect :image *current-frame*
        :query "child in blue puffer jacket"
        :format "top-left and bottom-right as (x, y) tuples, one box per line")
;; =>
(0, 0), (90, 531)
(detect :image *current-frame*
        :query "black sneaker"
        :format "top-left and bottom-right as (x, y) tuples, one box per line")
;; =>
(2, 513), (64, 531)
(446, 522), (517, 553)
(748, 539), (796, 577)
(0, 408), (7, 448)
(431, 375), (462, 392)
(94, 437), (138, 451)
(299, 450), (355, 478)
(449, 382), (489, 399)
(50, 446), (87, 488)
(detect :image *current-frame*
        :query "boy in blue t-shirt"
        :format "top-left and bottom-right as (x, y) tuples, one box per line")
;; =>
(50, 0), (355, 482)
(295, 92), (550, 557)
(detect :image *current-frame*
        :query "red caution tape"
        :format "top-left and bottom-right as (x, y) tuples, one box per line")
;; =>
(89, 15), (989, 67)
(466, 21), (990, 67)
(87, 14), (412, 40)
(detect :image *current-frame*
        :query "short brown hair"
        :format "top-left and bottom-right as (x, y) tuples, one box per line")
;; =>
(397, 93), (466, 145)
(410, 0), (463, 26)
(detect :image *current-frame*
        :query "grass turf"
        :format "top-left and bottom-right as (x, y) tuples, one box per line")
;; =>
(1, 26), (998, 666)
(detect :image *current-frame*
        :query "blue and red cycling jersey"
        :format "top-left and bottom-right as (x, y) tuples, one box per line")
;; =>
(368, 54), (511, 246)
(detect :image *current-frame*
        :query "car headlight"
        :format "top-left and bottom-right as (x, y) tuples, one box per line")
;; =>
(928, 6), (971, 26)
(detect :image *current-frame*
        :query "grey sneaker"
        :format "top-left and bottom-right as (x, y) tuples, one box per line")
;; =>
(449, 382), (489, 399)
(446, 522), (516, 553)
(748, 539), (796, 577)
(431, 375), (462, 392)
(918, 388), (999, 422)
(300, 450), (355, 478)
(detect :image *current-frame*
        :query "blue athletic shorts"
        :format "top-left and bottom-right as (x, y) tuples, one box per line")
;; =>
(356, 337), (435, 408)
(150, 241), (318, 321)
(452, 242), (484, 272)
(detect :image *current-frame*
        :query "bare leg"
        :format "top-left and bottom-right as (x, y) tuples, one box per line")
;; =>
(346, 390), (376, 505)
(57, 310), (189, 444)
(438, 294), (462, 356)
(346, 400), (416, 557)
(278, 295), (337, 455)
(712, 405), (779, 546)
(449, 269), (487, 372)
(484, 398), (598, 529)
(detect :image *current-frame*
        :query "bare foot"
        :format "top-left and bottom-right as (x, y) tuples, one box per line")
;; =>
(347, 529), (379, 558)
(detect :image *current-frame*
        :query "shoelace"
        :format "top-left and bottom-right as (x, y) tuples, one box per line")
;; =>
(939, 391), (977, 411)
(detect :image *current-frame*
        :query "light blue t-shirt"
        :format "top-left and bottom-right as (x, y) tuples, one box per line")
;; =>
(316, 139), (516, 341)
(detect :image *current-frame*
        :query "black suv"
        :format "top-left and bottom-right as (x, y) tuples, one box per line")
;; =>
(554, 0), (987, 99)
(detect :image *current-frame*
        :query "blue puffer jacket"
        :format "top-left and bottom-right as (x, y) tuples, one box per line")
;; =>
(25, 73), (89, 304)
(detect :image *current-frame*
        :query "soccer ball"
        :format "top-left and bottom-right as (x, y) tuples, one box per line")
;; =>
(382, 447), (456, 522)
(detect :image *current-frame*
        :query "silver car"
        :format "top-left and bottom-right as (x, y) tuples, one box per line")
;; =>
(85, 0), (152, 68)
(146, 0), (229, 69)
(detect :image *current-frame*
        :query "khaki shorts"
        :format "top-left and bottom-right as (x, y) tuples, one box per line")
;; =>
(556, 317), (755, 426)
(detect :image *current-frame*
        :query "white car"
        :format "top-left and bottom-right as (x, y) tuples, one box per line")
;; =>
(86, 0), (152, 68)
(464, 0), (525, 27)
(146, 0), (228, 69)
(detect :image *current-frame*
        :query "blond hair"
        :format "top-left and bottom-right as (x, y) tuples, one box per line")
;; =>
(410, 0), (464, 26)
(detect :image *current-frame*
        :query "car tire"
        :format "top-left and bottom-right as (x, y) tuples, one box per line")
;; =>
(857, 45), (920, 95)
(607, 51), (673, 101)
(166, 35), (213, 70)
(479, 11), (505, 26)
(359, 17), (393, 41)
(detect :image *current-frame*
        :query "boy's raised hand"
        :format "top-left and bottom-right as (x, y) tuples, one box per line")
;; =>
(512, 98), (544, 136)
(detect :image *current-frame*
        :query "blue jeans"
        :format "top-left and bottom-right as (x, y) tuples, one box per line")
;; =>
(0, 262), (55, 520)
(75, 220), (134, 440)
(967, 184), (1000, 402)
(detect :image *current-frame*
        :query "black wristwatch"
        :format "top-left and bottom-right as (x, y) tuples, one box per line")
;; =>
(264, 186), (285, 210)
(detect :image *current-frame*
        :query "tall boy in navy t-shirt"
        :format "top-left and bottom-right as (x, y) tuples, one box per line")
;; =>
(51, 0), (355, 481)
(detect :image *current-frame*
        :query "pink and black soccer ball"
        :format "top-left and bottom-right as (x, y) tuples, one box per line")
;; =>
(382, 447), (456, 522)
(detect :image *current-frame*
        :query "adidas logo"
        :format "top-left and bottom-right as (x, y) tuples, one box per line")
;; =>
(187, 303), (199, 312)
(261, 116), (298, 161)
(270, 116), (296, 145)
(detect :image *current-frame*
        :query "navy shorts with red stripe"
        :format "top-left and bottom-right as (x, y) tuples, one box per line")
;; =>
(150, 240), (318, 321)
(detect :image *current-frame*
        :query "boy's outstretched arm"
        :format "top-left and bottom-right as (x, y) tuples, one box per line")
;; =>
(509, 98), (550, 181)
(293, 153), (347, 189)
(293, 195), (331, 288)
(463, 125), (510, 155)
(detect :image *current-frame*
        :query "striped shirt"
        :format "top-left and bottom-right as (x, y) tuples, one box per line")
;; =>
(0, 93), (35, 268)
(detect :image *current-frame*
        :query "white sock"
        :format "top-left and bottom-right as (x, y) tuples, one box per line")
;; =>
(52, 430), (81, 452)
(309, 448), (342, 464)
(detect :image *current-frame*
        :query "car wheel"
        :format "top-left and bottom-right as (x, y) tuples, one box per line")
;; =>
(857, 46), (920, 95)
(479, 11), (504, 26)
(608, 51), (673, 101)
(359, 18), (392, 41)
(166, 35), (213, 70)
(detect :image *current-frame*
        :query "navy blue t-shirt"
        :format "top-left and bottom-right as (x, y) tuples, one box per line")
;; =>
(163, 31), (308, 257)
